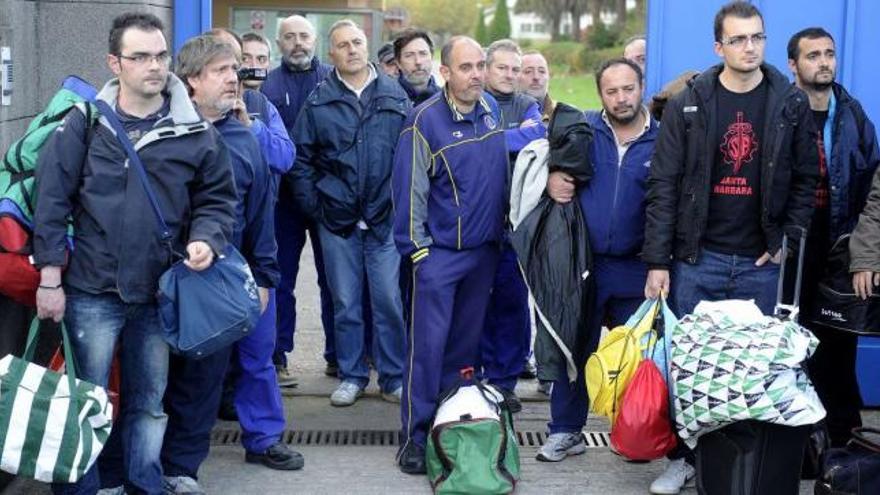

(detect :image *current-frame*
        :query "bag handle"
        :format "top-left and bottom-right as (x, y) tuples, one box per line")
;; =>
(23, 318), (80, 401)
(91, 99), (172, 244)
(849, 427), (880, 453)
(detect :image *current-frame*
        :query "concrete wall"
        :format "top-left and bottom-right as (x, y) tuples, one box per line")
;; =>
(0, 0), (173, 153)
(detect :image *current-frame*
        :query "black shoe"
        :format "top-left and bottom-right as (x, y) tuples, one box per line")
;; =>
(519, 360), (537, 379)
(324, 361), (339, 377)
(245, 442), (304, 471)
(397, 443), (426, 475)
(498, 387), (523, 414)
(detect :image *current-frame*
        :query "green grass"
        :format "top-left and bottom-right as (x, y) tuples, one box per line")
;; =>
(550, 73), (601, 111)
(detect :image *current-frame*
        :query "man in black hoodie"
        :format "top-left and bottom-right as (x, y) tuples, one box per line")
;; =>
(642, 2), (818, 493)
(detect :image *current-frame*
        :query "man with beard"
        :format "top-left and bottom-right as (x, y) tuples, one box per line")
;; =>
(787, 26), (880, 447)
(261, 15), (338, 383)
(392, 36), (508, 475)
(393, 28), (439, 106)
(519, 50), (556, 124)
(642, 2), (818, 493)
(544, 57), (658, 463)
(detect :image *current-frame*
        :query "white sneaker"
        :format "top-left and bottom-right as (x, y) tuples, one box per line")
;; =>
(649, 459), (696, 495)
(536, 432), (587, 462)
(330, 381), (363, 406)
(162, 475), (206, 494)
(382, 386), (403, 403)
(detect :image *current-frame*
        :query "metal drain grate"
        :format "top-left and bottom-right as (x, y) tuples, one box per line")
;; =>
(211, 429), (610, 448)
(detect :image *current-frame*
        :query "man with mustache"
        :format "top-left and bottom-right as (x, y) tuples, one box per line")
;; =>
(261, 15), (339, 384)
(392, 35), (508, 475)
(642, 2), (818, 493)
(479, 38), (547, 413)
(787, 27), (880, 448)
(393, 28), (439, 106)
(545, 57), (658, 463)
(289, 20), (410, 408)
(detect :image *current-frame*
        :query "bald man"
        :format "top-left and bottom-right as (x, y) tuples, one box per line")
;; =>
(623, 35), (647, 75)
(261, 15), (339, 382)
(392, 36), (508, 474)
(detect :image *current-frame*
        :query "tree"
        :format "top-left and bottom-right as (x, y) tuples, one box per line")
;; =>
(489, 0), (512, 41)
(390, 0), (478, 40)
(615, 0), (627, 30)
(516, 0), (566, 42)
(475, 7), (490, 45)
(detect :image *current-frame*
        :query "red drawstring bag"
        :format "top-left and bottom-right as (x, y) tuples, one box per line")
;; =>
(610, 358), (677, 461)
(0, 215), (39, 306)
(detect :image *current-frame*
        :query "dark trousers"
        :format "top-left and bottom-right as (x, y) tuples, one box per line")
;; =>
(548, 256), (646, 434)
(274, 193), (335, 367)
(480, 242), (531, 391)
(400, 245), (500, 449)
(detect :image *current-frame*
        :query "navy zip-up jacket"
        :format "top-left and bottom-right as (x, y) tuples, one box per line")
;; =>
(261, 57), (333, 134)
(397, 74), (440, 106)
(392, 90), (509, 259)
(578, 110), (658, 257)
(488, 89), (546, 154)
(213, 114), (280, 289)
(33, 75), (237, 303)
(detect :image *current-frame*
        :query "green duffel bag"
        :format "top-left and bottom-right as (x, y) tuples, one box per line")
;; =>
(427, 378), (520, 494)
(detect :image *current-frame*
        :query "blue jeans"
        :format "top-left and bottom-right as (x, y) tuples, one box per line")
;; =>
(318, 225), (404, 393)
(54, 289), (169, 495)
(671, 248), (780, 316)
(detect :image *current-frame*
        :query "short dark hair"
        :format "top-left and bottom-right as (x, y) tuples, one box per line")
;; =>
(393, 28), (434, 61)
(242, 32), (271, 52)
(787, 27), (834, 60)
(595, 57), (643, 92)
(108, 12), (164, 55)
(713, 1), (764, 42)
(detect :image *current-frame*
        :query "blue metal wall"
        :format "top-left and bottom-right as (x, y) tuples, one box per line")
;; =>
(646, 0), (880, 406)
(173, 0), (213, 55)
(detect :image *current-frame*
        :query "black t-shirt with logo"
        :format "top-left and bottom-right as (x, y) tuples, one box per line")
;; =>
(115, 94), (170, 144)
(810, 109), (831, 243)
(703, 79), (768, 257)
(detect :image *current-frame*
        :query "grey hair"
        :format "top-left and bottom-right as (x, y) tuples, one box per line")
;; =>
(175, 34), (237, 94)
(327, 19), (363, 43)
(486, 39), (521, 66)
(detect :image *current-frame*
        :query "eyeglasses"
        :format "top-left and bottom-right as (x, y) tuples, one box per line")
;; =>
(117, 52), (171, 65)
(720, 33), (767, 49)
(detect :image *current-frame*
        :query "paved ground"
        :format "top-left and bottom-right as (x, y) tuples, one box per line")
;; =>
(6, 240), (878, 494)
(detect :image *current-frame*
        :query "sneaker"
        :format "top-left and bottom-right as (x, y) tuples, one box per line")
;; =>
(275, 365), (298, 388)
(330, 381), (363, 406)
(96, 487), (125, 495)
(324, 361), (339, 377)
(520, 360), (538, 379)
(536, 432), (587, 462)
(649, 459), (696, 495)
(245, 442), (305, 471)
(397, 442), (427, 475)
(496, 386), (523, 414)
(162, 476), (205, 494)
(382, 386), (403, 403)
(537, 380), (553, 395)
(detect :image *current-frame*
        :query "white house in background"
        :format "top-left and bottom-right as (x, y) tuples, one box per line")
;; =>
(483, 0), (636, 41)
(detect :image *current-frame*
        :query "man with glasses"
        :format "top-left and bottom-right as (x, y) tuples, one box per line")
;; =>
(642, 2), (818, 493)
(33, 13), (237, 494)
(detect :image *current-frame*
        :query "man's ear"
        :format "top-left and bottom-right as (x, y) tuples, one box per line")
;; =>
(107, 54), (121, 76)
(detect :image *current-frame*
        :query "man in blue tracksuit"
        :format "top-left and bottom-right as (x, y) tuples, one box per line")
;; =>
(543, 58), (658, 462)
(393, 36), (509, 475)
(159, 37), (302, 495)
(479, 39), (547, 409)
(260, 15), (337, 377)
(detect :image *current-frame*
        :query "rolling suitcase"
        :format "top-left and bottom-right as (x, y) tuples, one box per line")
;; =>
(695, 230), (813, 495)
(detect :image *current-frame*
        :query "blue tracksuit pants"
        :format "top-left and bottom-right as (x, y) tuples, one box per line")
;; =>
(400, 245), (500, 449)
(161, 290), (286, 479)
(274, 194), (336, 367)
(548, 256), (646, 434)
(479, 242), (531, 392)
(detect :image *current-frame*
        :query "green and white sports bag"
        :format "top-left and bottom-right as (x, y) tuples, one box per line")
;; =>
(0, 318), (113, 483)
(427, 379), (520, 494)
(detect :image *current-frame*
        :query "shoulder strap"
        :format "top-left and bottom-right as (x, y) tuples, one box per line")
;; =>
(92, 99), (172, 242)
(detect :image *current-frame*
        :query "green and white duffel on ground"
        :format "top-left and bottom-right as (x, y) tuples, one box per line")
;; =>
(427, 379), (520, 494)
(0, 319), (113, 483)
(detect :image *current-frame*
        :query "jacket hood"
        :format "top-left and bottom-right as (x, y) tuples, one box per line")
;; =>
(96, 73), (203, 125)
(548, 102), (594, 184)
(310, 64), (408, 106)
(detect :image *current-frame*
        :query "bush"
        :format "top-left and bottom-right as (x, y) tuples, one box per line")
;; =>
(577, 45), (625, 73)
(587, 22), (620, 49)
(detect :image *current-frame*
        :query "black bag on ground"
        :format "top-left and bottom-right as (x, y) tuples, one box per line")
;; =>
(802, 421), (831, 480)
(814, 427), (880, 495)
(807, 235), (880, 335)
(696, 420), (811, 495)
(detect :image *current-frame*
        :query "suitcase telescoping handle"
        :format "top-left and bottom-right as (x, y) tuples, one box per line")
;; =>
(775, 226), (808, 321)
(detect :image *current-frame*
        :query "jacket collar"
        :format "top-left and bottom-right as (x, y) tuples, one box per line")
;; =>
(444, 87), (493, 122)
(587, 107), (657, 142)
(690, 62), (791, 103)
(96, 73), (203, 125)
(311, 64), (405, 106)
(397, 74), (439, 99)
